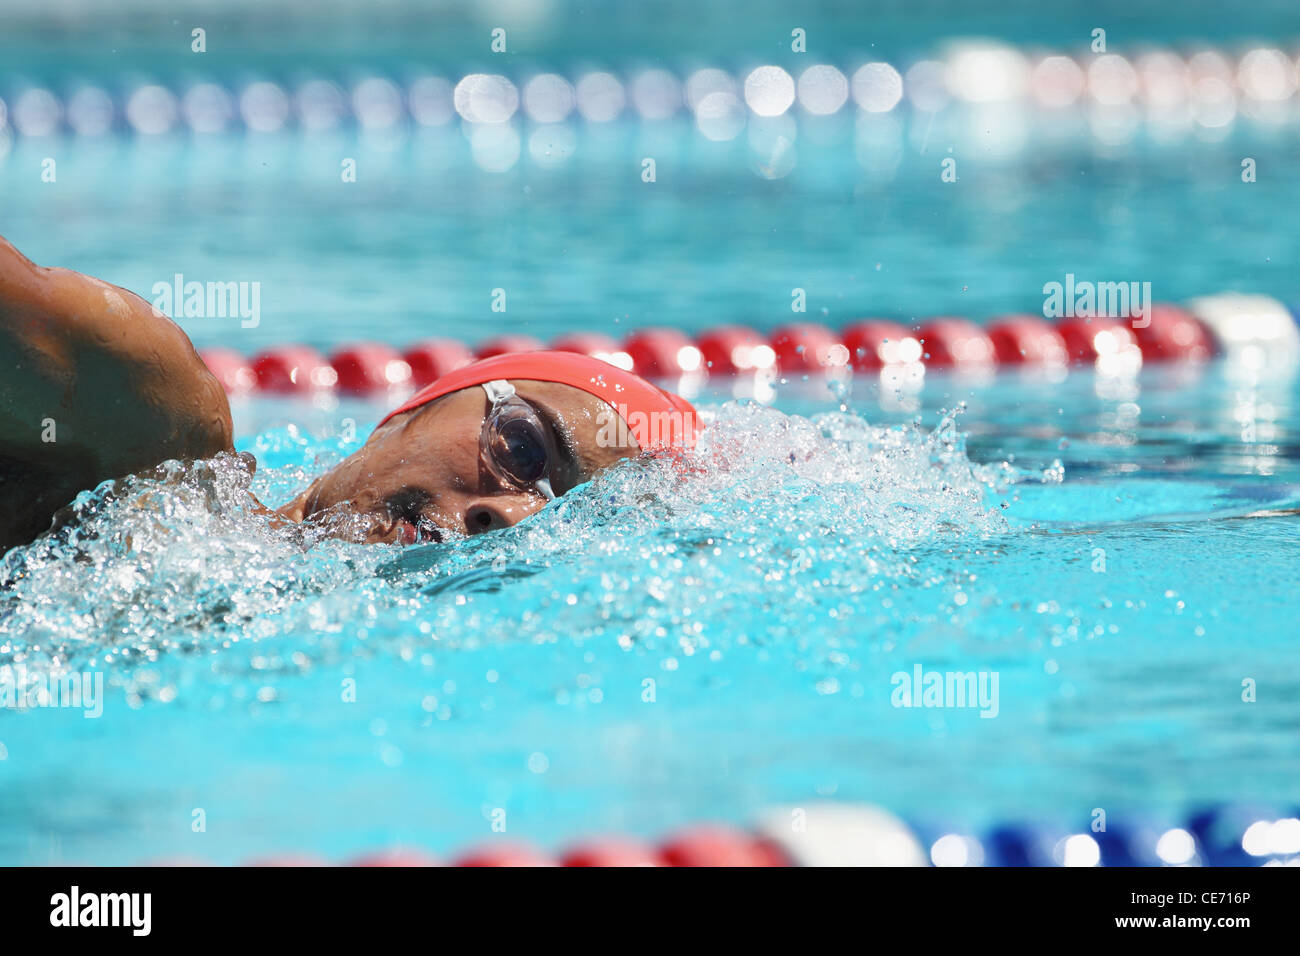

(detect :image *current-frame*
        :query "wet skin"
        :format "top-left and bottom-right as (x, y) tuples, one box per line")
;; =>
(0, 234), (636, 551)
(277, 381), (638, 544)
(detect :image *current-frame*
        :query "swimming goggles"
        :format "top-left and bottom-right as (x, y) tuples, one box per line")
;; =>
(479, 380), (556, 502)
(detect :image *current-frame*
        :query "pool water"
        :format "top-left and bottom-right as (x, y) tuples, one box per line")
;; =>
(7, 112), (1300, 351)
(1, 360), (1297, 864)
(4, 32), (1300, 862)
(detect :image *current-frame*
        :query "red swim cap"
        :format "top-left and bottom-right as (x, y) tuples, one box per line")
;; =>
(380, 350), (702, 450)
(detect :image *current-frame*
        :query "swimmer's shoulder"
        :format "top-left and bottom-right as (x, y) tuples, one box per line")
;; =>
(0, 234), (234, 550)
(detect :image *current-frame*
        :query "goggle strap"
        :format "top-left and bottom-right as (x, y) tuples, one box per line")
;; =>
(481, 379), (515, 404)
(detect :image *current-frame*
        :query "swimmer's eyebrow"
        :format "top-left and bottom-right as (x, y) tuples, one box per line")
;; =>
(527, 397), (582, 487)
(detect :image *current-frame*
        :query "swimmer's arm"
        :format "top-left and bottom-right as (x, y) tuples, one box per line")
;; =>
(0, 234), (234, 548)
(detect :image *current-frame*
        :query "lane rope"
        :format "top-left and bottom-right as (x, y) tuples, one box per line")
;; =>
(156, 802), (1300, 867)
(3, 45), (1298, 138)
(197, 295), (1300, 395)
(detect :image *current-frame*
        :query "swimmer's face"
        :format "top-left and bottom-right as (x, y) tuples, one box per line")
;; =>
(279, 380), (638, 544)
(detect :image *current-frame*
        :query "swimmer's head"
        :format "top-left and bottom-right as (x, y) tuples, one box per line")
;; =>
(278, 351), (701, 544)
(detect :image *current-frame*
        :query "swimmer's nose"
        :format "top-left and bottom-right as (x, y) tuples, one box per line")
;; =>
(463, 495), (547, 535)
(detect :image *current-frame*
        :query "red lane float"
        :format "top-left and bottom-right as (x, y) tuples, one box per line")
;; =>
(551, 331), (618, 356)
(695, 325), (774, 374)
(986, 315), (1069, 366)
(476, 334), (546, 359)
(402, 339), (473, 387)
(769, 322), (849, 373)
(1130, 305), (1215, 362)
(251, 346), (336, 392)
(623, 327), (702, 377)
(658, 825), (789, 867)
(842, 317), (915, 369)
(452, 844), (559, 867)
(550, 331), (633, 369)
(841, 319), (918, 369)
(916, 317), (996, 368)
(1056, 316), (1141, 364)
(330, 343), (412, 394)
(560, 838), (664, 867)
(199, 347), (257, 393)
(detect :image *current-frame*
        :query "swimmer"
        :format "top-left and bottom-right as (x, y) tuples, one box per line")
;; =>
(0, 234), (699, 552)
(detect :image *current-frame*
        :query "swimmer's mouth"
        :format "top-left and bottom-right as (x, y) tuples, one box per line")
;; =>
(383, 489), (444, 546)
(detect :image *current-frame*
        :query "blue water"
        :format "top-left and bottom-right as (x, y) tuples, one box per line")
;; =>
(2, 362), (1298, 864)
(6, 115), (1300, 353)
(4, 8), (1300, 863)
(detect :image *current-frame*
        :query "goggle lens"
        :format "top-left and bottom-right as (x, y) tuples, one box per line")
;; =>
(479, 381), (555, 498)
